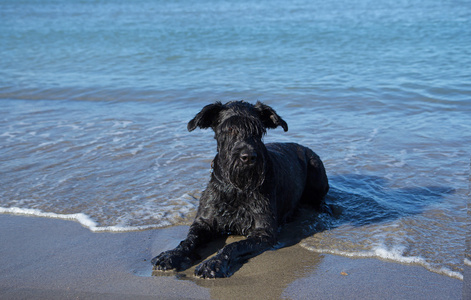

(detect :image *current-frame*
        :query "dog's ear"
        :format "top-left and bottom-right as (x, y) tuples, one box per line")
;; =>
(254, 101), (288, 132)
(187, 102), (224, 131)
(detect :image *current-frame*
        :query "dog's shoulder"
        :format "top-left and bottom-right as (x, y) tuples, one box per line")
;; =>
(266, 142), (314, 158)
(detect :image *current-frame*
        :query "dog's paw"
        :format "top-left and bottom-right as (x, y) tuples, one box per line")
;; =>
(194, 255), (231, 279)
(151, 249), (193, 272)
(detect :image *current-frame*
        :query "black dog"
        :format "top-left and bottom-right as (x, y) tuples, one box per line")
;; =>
(151, 101), (329, 278)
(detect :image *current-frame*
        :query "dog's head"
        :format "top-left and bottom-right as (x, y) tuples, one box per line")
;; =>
(188, 101), (288, 190)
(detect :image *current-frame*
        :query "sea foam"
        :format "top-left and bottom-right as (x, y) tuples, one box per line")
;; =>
(300, 243), (463, 280)
(0, 207), (168, 232)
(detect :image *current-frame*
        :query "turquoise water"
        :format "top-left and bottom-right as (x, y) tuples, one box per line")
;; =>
(1, 0), (470, 280)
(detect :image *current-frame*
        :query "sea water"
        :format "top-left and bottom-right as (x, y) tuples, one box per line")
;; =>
(1, 0), (470, 280)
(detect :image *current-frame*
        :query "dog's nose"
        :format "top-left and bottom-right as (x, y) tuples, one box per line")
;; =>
(240, 151), (257, 164)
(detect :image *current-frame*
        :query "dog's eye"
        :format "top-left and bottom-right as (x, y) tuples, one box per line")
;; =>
(227, 127), (238, 135)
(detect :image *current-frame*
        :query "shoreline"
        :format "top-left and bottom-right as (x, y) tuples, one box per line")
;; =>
(0, 214), (463, 299)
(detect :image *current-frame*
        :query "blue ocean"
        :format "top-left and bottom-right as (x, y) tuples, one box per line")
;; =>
(1, 0), (469, 280)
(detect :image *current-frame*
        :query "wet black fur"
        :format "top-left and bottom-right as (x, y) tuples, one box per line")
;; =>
(151, 101), (329, 278)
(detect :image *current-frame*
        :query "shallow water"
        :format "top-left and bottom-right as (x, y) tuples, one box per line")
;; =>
(1, 0), (470, 280)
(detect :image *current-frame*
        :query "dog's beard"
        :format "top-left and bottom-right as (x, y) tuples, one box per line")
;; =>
(227, 157), (266, 191)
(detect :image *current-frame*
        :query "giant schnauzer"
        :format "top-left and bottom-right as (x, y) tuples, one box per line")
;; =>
(151, 101), (329, 278)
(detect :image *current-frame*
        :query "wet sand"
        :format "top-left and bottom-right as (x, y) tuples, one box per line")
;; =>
(0, 214), (463, 299)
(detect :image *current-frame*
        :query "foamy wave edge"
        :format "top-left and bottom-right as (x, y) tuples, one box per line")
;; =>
(300, 245), (463, 281)
(0, 207), (168, 232)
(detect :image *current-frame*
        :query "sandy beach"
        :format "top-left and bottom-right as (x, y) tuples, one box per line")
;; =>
(0, 214), (463, 299)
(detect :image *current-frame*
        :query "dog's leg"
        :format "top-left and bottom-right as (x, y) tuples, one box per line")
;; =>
(151, 220), (214, 272)
(195, 231), (275, 278)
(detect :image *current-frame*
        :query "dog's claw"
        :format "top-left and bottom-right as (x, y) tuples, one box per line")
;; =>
(194, 255), (230, 279)
(151, 249), (192, 272)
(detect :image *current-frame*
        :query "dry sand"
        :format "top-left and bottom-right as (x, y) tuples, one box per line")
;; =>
(0, 214), (463, 299)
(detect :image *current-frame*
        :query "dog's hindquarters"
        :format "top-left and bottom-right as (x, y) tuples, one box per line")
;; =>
(267, 143), (328, 210)
(301, 147), (329, 210)
(266, 143), (329, 222)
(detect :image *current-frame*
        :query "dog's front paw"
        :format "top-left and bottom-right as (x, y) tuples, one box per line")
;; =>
(151, 249), (193, 272)
(194, 255), (231, 279)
